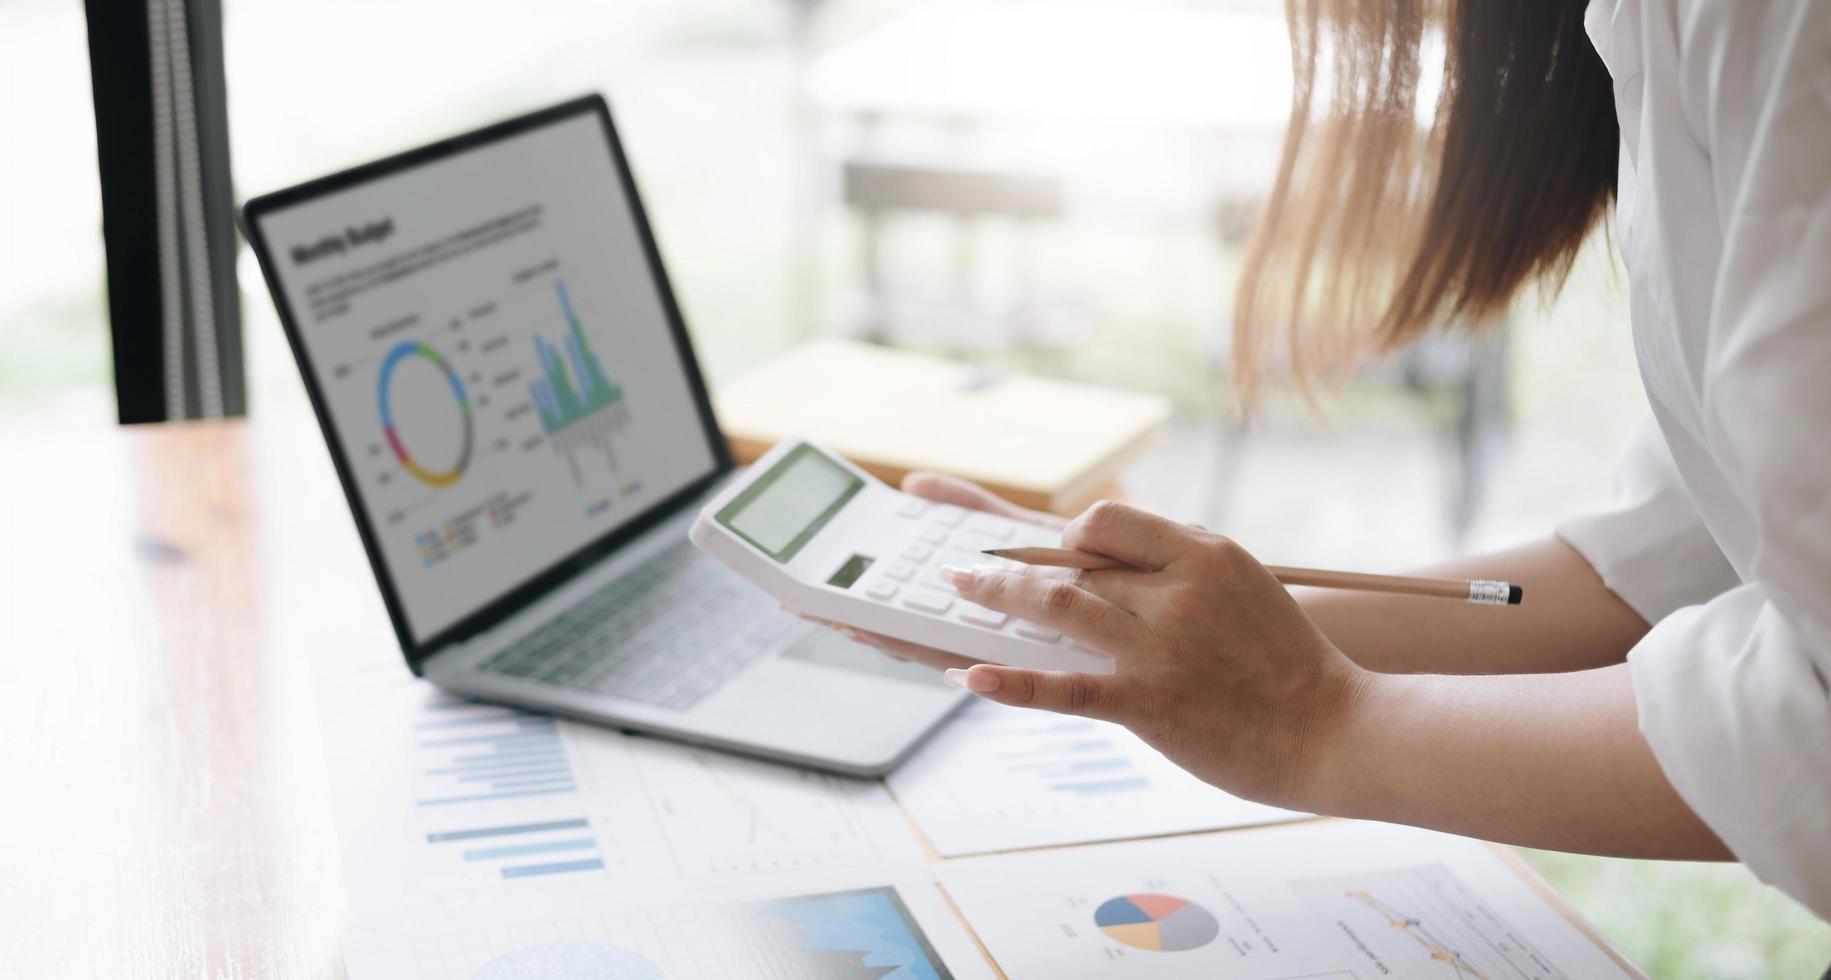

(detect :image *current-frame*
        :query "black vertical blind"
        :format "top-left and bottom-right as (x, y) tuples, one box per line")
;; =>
(85, 0), (243, 423)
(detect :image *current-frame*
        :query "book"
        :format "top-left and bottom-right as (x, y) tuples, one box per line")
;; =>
(714, 339), (1171, 515)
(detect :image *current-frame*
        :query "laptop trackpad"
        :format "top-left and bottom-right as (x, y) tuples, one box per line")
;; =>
(778, 626), (946, 685)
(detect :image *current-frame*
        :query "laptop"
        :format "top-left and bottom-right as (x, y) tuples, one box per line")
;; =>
(240, 94), (966, 776)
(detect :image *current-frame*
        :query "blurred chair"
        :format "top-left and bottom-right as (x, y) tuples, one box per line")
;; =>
(841, 157), (1088, 351)
(806, 1), (1507, 540)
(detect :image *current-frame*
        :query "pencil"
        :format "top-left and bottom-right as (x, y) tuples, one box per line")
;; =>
(980, 547), (1523, 606)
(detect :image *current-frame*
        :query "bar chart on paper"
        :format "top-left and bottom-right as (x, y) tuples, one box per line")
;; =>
(406, 696), (620, 895)
(414, 699), (579, 808)
(887, 700), (1303, 855)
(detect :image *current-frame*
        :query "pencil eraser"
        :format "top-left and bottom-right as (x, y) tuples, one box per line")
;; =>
(1508, 584), (1523, 605)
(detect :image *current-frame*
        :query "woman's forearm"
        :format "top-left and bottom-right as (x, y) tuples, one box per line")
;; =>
(1296, 536), (1650, 674)
(1302, 663), (1730, 859)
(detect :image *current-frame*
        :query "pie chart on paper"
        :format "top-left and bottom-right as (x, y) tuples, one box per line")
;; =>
(1093, 893), (1221, 952)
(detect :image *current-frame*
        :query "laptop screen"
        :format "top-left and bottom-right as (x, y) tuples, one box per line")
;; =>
(247, 101), (721, 647)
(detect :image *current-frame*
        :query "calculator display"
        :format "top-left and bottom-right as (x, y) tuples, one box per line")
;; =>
(715, 444), (864, 562)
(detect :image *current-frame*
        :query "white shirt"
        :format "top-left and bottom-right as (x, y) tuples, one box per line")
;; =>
(1557, 0), (1831, 919)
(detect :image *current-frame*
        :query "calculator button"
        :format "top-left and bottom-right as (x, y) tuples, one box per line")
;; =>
(885, 561), (917, 582)
(895, 498), (929, 518)
(1014, 621), (1062, 642)
(865, 581), (899, 601)
(962, 515), (1015, 540)
(957, 604), (1009, 629)
(901, 543), (935, 562)
(902, 589), (955, 614)
(918, 525), (949, 544)
(917, 568), (958, 593)
(931, 504), (967, 527)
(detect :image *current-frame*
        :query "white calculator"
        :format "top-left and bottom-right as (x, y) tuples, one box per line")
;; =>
(690, 438), (1115, 675)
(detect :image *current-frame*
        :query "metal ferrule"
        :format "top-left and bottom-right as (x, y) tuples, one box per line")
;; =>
(1468, 580), (1511, 605)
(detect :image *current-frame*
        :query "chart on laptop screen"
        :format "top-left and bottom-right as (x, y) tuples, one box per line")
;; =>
(254, 109), (717, 641)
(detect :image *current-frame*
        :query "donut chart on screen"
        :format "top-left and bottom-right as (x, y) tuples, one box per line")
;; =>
(377, 340), (472, 488)
(1093, 893), (1220, 952)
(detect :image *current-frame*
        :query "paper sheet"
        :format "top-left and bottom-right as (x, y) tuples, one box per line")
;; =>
(936, 820), (1636, 979)
(314, 659), (930, 933)
(887, 699), (1306, 856)
(344, 876), (995, 980)
(312, 631), (1633, 980)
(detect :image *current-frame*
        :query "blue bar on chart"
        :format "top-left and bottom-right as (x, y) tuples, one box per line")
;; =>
(461, 838), (597, 861)
(414, 702), (579, 806)
(1038, 757), (1134, 777)
(1053, 777), (1153, 796)
(988, 716), (1157, 799)
(500, 858), (606, 879)
(425, 818), (590, 843)
(424, 817), (607, 881)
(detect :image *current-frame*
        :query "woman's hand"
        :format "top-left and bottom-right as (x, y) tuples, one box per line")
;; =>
(942, 499), (1368, 811)
(817, 486), (1725, 857)
(803, 472), (1067, 672)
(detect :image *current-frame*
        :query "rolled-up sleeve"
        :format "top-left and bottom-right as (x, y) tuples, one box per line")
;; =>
(1556, 418), (1740, 622)
(1628, 587), (1831, 917)
(1564, 0), (1831, 920)
(1561, 418), (1831, 919)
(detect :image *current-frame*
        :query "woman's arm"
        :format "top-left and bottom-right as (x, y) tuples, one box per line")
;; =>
(929, 500), (1729, 861)
(1297, 536), (1651, 674)
(1307, 663), (1730, 859)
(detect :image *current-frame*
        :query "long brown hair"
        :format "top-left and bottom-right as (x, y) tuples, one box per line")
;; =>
(1232, 0), (1618, 405)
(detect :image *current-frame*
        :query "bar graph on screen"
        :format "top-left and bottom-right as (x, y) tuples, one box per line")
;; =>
(527, 279), (631, 486)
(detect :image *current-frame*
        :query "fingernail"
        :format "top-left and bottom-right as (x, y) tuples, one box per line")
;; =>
(944, 668), (1001, 694)
(835, 625), (863, 641)
(939, 565), (975, 590)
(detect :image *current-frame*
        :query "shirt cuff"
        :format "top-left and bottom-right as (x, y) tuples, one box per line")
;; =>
(1627, 587), (1831, 920)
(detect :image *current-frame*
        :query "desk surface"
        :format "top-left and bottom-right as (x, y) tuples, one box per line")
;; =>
(2, 420), (353, 976)
(0, 419), (1637, 978)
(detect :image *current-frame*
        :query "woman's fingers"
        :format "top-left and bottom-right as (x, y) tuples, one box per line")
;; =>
(1061, 500), (1202, 571)
(941, 565), (1141, 653)
(1070, 568), (1158, 615)
(901, 471), (1067, 529)
(943, 665), (1128, 722)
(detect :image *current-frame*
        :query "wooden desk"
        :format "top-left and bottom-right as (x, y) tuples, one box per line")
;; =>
(0, 419), (1639, 978)
(1, 420), (362, 976)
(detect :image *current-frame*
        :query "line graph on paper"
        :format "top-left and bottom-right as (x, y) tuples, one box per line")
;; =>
(627, 737), (889, 879)
(1291, 864), (1568, 980)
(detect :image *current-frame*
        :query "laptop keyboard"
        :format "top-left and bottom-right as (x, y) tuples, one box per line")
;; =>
(475, 542), (795, 711)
